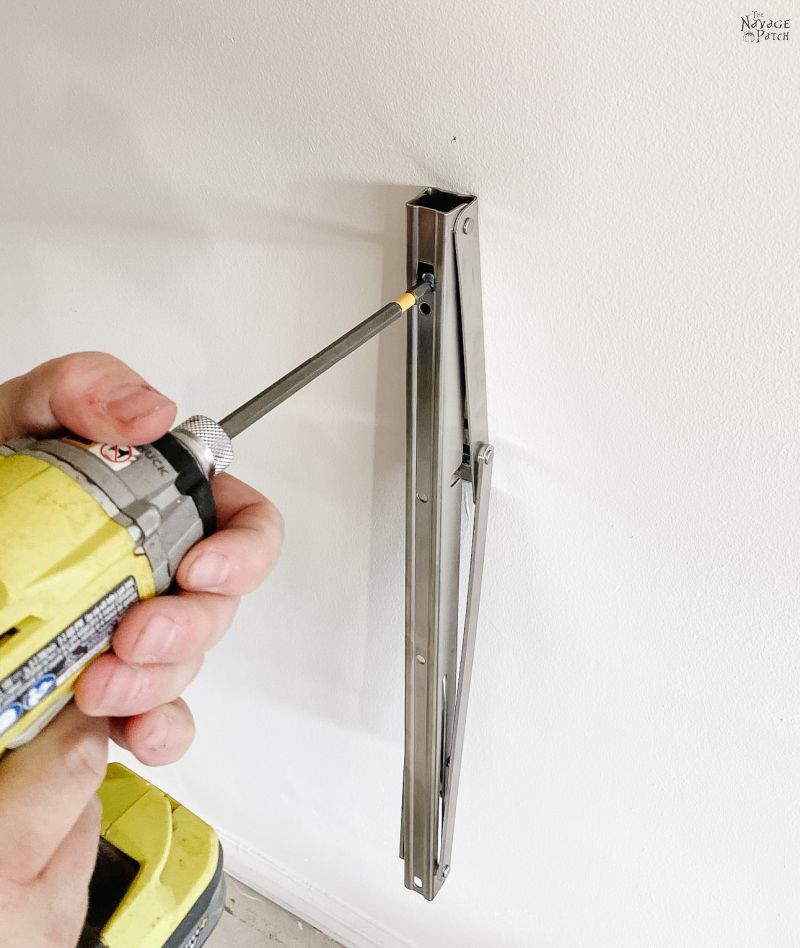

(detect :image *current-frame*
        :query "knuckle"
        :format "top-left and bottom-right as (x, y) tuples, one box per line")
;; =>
(174, 603), (195, 643)
(62, 731), (108, 788)
(36, 352), (98, 388)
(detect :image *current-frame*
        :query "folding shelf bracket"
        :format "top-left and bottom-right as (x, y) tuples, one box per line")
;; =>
(212, 185), (492, 900)
(401, 188), (493, 899)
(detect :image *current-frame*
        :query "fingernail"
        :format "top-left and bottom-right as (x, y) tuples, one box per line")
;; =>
(97, 664), (143, 714)
(186, 552), (230, 590)
(144, 709), (171, 752)
(105, 382), (172, 425)
(131, 615), (177, 663)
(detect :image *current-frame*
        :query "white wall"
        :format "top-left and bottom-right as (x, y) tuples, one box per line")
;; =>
(2, 3), (799, 945)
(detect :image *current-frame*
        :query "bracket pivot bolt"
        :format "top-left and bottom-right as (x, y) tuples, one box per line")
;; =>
(462, 218), (474, 235)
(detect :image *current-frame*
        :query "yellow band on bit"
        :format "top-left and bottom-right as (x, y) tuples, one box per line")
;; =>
(396, 292), (417, 312)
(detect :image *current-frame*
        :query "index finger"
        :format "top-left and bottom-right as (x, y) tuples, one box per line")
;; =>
(0, 704), (108, 884)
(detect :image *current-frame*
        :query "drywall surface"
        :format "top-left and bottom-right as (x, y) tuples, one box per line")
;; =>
(2, 3), (799, 945)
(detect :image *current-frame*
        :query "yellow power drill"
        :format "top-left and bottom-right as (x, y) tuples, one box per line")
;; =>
(0, 284), (428, 947)
(1, 416), (233, 948)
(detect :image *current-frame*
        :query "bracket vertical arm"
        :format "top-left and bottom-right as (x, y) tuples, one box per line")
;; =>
(401, 188), (493, 900)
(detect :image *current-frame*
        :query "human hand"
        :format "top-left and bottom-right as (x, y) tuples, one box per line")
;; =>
(0, 352), (283, 765)
(0, 705), (108, 948)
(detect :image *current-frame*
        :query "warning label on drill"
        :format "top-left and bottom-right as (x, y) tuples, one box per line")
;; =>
(62, 436), (140, 471)
(0, 577), (139, 736)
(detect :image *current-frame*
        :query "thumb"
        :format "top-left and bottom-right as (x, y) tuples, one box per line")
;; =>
(0, 351), (176, 445)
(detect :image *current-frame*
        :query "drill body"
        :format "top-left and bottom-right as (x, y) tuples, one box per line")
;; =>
(0, 425), (218, 752)
(0, 421), (230, 947)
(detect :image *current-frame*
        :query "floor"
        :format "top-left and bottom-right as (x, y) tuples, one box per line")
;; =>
(213, 875), (344, 948)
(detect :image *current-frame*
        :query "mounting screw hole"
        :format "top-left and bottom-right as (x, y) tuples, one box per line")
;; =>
(414, 876), (423, 888)
(419, 302), (431, 316)
(417, 492), (428, 503)
(416, 654), (426, 664)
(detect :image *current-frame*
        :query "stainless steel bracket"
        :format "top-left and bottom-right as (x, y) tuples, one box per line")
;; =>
(401, 189), (493, 899)
(211, 186), (491, 900)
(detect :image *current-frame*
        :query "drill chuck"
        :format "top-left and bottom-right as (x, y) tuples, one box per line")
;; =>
(173, 416), (234, 477)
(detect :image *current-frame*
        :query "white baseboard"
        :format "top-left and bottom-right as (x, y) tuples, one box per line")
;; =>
(218, 831), (418, 948)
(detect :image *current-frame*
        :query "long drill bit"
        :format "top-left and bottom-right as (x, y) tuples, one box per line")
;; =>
(219, 283), (431, 438)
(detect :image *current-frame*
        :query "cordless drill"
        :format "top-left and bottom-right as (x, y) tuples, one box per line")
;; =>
(0, 417), (233, 948)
